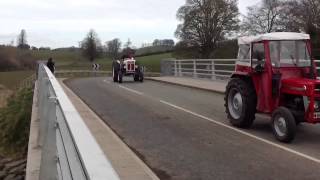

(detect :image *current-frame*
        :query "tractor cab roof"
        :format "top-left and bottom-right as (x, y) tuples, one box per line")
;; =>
(238, 32), (310, 45)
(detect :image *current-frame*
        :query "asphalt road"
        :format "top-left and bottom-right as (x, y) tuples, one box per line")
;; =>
(66, 77), (320, 180)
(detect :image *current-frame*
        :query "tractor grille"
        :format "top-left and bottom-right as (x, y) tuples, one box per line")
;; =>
(127, 62), (135, 71)
(314, 112), (320, 119)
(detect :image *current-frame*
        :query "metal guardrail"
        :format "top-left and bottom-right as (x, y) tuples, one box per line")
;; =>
(55, 70), (111, 78)
(55, 70), (161, 78)
(164, 59), (320, 80)
(165, 59), (236, 80)
(37, 64), (120, 180)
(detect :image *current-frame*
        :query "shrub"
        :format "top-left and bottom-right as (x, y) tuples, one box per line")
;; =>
(0, 46), (36, 71)
(0, 87), (33, 156)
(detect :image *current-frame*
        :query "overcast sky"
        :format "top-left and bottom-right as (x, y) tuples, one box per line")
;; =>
(0, 0), (261, 48)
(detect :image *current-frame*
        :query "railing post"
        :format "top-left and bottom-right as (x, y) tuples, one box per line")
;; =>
(39, 96), (58, 180)
(193, 60), (197, 78)
(174, 61), (177, 76)
(211, 60), (216, 80)
(178, 61), (182, 77)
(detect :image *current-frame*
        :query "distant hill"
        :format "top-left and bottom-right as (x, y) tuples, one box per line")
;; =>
(135, 45), (174, 57)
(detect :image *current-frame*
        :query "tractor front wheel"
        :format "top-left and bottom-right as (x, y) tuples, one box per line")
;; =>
(118, 71), (123, 83)
(225, 78), (257, 128)
(271, 107), (296, 143)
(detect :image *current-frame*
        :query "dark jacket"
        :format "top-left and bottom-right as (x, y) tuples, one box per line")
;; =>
(47, 60), (55, 73)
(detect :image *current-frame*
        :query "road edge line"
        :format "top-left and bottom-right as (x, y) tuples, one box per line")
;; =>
(159, 100), (320, 164)
(145, 77), (225, 94)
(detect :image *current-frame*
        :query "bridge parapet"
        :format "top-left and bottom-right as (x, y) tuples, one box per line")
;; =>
(161, 59), (236, 80)
(163, 59), (320, 80)
(27, 64), (120, 180)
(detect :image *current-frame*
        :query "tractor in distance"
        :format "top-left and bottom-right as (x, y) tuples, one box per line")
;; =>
(112, 56), (144, 83)
(225, 32), (319, 143)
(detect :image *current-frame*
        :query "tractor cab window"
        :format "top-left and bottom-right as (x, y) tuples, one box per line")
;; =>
(238, 44), (250, 63)
(269, 41), (311, 67)
(252, 43), (265, 71)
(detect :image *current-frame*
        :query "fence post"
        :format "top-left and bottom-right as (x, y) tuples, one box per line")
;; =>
(193, 60), (197, 78)
(211, 60), (216, 80)
(174, 61), (177, 76)
(178, 61), (182, 77)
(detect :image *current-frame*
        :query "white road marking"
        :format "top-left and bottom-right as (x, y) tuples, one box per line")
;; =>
(119, 85), (144, 95)
(159, 100), (320, 164)
(103, 79), (111, 84)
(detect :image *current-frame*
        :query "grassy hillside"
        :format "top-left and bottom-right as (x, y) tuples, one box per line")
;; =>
(136, 53), (173, 72)
(32, 49), (172, 72)
(32, 50), (112, 70)
(135, 46), (174, 56)
(0, 71), (34, 90)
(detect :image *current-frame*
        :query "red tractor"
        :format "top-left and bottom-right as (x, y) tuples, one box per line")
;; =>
(112, 57), (144, 83)
(225, 32), (319, 143)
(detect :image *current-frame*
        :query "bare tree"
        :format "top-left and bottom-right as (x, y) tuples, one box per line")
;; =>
(285, 0), (320, 31)
(17, 29), (30, 49)
(80, 29), (102, 62)
(124, 38), (132, 49)
(241, 0), (287, 35)
(286, 0), (320, 57)
(175, 0), (239, 58)
(106, 38), (121, 59)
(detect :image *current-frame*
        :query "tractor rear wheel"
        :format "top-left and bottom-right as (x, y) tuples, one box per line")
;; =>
(225, 78), (257, 128)
(134, 74), (139, 81)
(112, 67), (118, 82)
(139, 72), (144, 82)
(271, 107), (296, 143)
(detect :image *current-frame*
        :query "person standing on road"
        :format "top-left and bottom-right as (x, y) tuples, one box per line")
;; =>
(46, 57), (55, 74)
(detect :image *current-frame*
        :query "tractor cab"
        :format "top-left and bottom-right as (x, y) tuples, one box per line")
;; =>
(225, 32), (320, 143)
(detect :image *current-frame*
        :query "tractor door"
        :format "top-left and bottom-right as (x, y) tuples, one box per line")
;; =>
(251, 42), (273, 113)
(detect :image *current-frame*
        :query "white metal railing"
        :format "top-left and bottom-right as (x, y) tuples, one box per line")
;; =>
(54, 70), (160, 78)
(168, 59), (320, 80)
(170, 59), (236, 80)
(37, 64), (120, 180)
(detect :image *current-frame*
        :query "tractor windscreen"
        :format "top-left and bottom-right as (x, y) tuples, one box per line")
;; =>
(269, 40), (311, 67)
(238, 44), (251, 63)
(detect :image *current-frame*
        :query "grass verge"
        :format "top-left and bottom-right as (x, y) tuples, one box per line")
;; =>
(0, 71), (34, 90)
(0, 87), (33, 157)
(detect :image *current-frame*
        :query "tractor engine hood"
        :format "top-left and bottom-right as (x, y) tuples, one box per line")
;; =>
(281, 78), (320, 96)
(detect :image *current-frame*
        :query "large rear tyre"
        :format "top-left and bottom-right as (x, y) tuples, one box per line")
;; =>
(139, 72), (144, 82)
(225, 78), (257, 128)
(271, 107), (296, 143)
(134, 74), (139, 81)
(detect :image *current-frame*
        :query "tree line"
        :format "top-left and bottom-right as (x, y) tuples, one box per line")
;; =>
(175, 0), (320, 58)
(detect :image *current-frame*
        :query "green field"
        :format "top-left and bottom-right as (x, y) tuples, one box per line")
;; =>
(32, 50), (173, 72)
(0, 71), (34, 90)
(136, 53), (173, 72)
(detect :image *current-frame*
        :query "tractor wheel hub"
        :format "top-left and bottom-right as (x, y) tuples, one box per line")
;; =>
(274, 116), (287, 137)
(228, 90), (243, 119)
